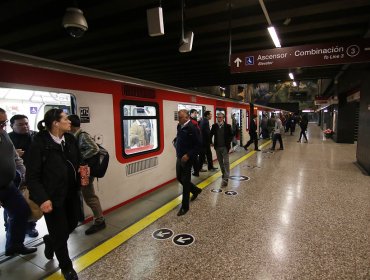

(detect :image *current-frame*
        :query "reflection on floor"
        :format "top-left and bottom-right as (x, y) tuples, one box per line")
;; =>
(1, 124), (369, 280)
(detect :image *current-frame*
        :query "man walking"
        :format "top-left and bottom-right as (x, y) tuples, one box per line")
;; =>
(210, 113), (233, 187)
(0, 108), (37, 256)
(8, 114), (39, 237)
(244, 114), (260, 151)
(199, 111), (218, 172)
(68, 115), (106, 235)
(175, 109), (202, 216)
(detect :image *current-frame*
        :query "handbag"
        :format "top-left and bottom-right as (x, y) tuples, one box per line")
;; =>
(20, 187), (43, 222)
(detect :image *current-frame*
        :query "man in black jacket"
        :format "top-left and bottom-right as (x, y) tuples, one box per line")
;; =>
(210, 113), (233, 187)
(199, 111), (218, 172)
(8, 114), (39, 237)
(244, 114), (261, 151)
(175, 109), (202, 216)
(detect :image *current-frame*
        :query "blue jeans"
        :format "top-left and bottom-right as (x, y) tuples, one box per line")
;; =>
(0, 182), (29, 251)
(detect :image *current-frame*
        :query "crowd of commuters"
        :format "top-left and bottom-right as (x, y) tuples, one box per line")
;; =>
(0, 105), (309, 278)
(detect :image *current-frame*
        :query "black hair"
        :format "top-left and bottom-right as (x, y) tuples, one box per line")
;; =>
(204, 111), (211, 117)
(37, 108), (63, 131)
(67, 114), (81, 128)
(189, 109), (197, 114)
(0, 108), (5, 114)
(10, 114), (28, 126)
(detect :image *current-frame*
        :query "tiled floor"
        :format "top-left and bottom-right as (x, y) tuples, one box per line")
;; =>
(1, 124), (369, 280)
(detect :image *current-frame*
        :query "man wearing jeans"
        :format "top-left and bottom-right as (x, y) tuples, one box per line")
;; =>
(210, 113), (233, 187)
(68, 115), (106, 235)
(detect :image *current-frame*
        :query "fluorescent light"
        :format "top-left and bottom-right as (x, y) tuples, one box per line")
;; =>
(292, 81), (297, 87)
(267, 26), (281, 48)
(289, 72), (294, 80)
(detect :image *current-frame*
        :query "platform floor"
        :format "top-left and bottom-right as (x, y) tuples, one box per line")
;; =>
(0, 124), (369, 280)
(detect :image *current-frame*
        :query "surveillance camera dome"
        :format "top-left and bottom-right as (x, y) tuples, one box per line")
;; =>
(62, 7), (88, 38)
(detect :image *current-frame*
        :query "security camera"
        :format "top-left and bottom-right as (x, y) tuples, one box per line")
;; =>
(62, 7), (88, 38)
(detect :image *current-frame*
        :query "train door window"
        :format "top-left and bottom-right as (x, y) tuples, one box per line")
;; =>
(121, 101), (159, 157)
(0, 87), (74, 133)
(178, 104), (203, 122)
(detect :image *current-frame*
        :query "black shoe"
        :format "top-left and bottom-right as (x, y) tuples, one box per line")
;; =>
(279, 148), (284, 150)
(254, 149), (261, 151)
(209, 167), (218, 171)
(192, 172), (199, 177)
(177, 208), (188, 216)
(243, 146), (248, 151)
(199, 168), (207, 172)
(191, 189), (202, 201)
(62, 268), (78, 280)
(85, 221), (106, 235)
(5, 246), (37, 256)
(43, 234), (54, 260)
(26, 228), (39, 238)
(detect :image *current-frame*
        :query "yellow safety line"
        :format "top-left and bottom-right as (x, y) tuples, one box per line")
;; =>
(46, 140), (271, 279)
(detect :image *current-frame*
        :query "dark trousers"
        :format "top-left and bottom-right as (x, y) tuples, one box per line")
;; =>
(0, 182), (29, 251)
(191, 154), (200, 175)
(44, 191), (79, 270)
(176, 158), (201, 210)
(245, 132), (258, 150)
(199, 144), (214, 170)
(272, 133), (284, 149)
(298, 128), (308, 141)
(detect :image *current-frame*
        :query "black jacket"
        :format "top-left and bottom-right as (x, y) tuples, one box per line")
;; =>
(210, 123), (233, 151)
(26, 130), (80, 207)
(199, 118), (211, 146)
(175, 121), (201, 159)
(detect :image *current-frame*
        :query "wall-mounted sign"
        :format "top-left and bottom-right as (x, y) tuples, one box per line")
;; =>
(30, 107), (38, 114)
(231, 39), (370, 73)
(80, 107), (90, 123)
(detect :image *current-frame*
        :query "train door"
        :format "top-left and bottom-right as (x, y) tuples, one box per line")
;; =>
(231, 108), (242, 147)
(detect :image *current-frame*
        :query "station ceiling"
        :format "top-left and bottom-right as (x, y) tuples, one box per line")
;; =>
(0, 0), (370, 89)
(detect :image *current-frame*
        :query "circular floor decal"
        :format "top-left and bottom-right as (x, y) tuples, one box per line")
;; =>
(152, 228), (174, 240)
(229, 175), (250, 181)
(172, 234), (195, 246)
(225, 190), (238, 196)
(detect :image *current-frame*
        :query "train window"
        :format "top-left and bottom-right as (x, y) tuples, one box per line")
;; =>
(178, 104), (203, 121)
(0, 87), (74, 133)
(121, 101), (159, 157)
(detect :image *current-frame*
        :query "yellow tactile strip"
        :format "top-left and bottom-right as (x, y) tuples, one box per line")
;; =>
(46, 141), (271, 279)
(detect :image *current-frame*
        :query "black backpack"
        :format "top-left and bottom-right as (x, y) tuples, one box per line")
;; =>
(86, 144), (109, 178)
(79, 132), (110, 178)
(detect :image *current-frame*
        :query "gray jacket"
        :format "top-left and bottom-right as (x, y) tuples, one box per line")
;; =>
(0, 130), (25, 188)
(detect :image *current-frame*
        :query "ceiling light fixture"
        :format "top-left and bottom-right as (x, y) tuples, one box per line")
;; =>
(289, 72), (294, 80)
(259, 0), (281, 48)
(62, 7), (88, 38)
(267, 26), (281, 48)
(179, 0), (193, 53)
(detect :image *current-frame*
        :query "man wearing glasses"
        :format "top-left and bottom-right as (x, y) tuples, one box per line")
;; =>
(0, 108), (37, 256)
(8, 114), (39, 238)
(210, 113), (233, 187)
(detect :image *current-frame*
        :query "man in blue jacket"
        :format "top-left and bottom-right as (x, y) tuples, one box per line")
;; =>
(175, 109), (202, 216)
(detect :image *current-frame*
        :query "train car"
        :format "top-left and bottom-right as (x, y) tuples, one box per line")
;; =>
(0, 50), (252, 221)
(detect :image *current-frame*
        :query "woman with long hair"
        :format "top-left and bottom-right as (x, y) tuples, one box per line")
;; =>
(26, 109), (81, 280)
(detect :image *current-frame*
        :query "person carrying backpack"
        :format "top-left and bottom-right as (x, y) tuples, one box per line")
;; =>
(68, 115), (106, 235)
